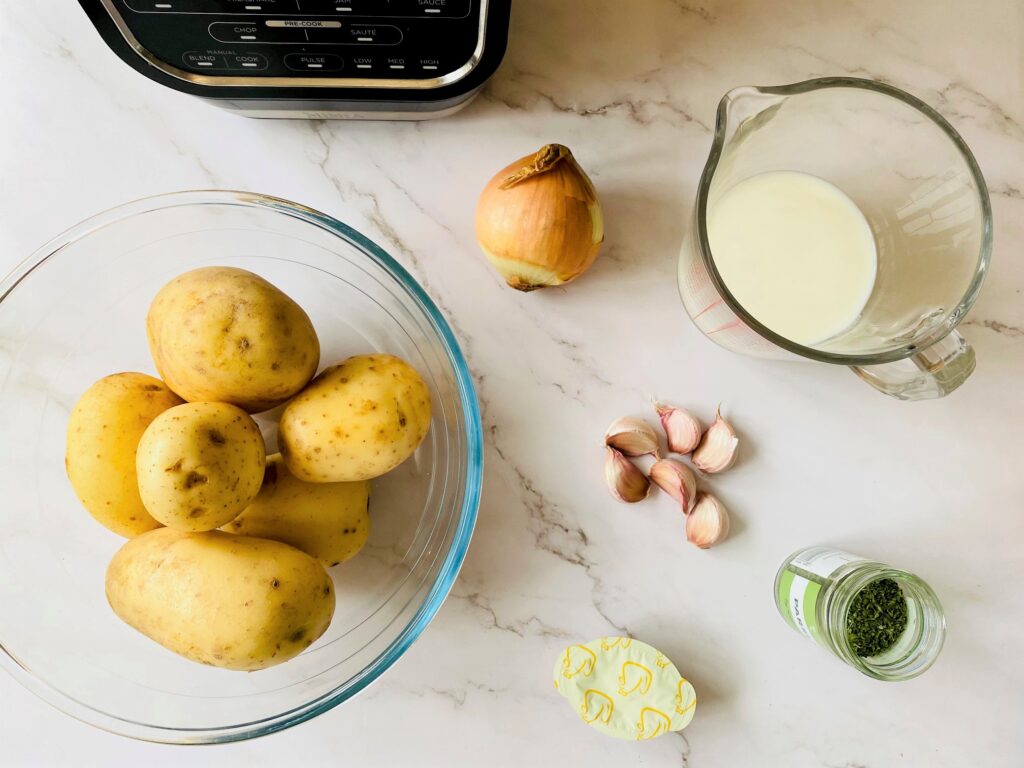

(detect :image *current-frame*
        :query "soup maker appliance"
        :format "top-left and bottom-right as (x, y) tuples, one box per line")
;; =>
(78, 0), (511, 119)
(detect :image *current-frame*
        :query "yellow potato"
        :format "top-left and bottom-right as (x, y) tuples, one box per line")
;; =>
(106, 528), (335, 671)
(65, 372), (183, 537)
(136, 402), (265, 532)
(225, 454), (370, 567)
(147, 267), (320, 413)
(279, 354), (432, 482)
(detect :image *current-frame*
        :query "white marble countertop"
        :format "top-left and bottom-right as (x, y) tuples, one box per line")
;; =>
(1, 1), (1022, 765)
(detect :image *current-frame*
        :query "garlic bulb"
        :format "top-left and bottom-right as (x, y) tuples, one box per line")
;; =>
(655, 403), (702, 455)
(685, 493), (730, 549)
(692, 408), (739, 474)
(605, 416), (660, 458)
(649, 459), (697, 512)
(605, 447), (650, 503)
(476, 144), (604, 291)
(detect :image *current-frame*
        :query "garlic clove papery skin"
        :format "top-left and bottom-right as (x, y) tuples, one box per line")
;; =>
(475, 144), (604, 292)
(691, 408), (739, 474)
(655, 403), (702, 455)
(605, 447), (650, 504)
(604, 416), (661, 458)
(686, 493), (730, 549)
(649, 459), (697, 512)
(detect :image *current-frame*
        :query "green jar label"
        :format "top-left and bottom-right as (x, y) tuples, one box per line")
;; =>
(777, 569), (826, 645)
(790, 547), (866, 579)
(777, 548), (869, 648)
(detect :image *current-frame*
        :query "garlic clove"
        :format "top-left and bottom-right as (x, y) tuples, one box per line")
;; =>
(685, 493), (730, 549)
(605, 447), (650, 503)
(691, 408), (739, 474)
(655, 403), (702, 455)
(649, 459), (697, 512)
(604, 416), (661, 458)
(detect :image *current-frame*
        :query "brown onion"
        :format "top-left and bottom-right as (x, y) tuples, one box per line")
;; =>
(475, 144), (604, 292)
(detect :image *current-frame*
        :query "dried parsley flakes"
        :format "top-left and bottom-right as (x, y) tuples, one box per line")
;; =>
(845, 578), (908, 657)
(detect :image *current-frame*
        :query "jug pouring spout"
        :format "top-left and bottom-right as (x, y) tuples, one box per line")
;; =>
(714, 86), (789, 147)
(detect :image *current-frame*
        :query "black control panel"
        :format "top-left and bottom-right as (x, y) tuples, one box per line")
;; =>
(113, 0), (484, 81)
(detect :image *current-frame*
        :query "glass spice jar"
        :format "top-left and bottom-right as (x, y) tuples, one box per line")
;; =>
(774, 546), (946, 681)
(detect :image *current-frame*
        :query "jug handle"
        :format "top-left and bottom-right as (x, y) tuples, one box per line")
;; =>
(850, 331), (976, 401)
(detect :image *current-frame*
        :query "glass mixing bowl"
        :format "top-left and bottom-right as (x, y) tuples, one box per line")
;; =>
(0, 191), (482, 743)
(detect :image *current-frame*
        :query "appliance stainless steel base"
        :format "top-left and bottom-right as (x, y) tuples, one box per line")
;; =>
(231, 94), (481, 120)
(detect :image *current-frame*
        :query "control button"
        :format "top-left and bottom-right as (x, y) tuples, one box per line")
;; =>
(385, 56), (406, 71)
(324, 0), (356, 12)
(225, 52), (269, 70)
(265, 19), (342, 29)
(127, 0), (299, 12)
(308, 24), (403, 45)
(351, 54), (374, 71)
(409, 0), (471, 17)
(294, 0), (470, 17)
(182, 51), (227, 69)
(218, 0), (299, 12)
(418, 56), (441, 72)
(284, 52), (343, 72)
(208, 21), (304, 43)
(127, 0), (202, 11)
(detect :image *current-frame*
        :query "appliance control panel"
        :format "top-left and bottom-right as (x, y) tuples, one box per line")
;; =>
(109, 0), (485, 83)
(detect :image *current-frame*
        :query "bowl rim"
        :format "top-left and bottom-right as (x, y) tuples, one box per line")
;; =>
(0, 190), (484, 744)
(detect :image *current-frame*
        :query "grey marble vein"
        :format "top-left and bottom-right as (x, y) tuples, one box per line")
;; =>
(485, 67), (711, 132)
(964, 318), (1024, 338)
(936, 82), (1024, 141)
(485, 422), (633, 639)
(450, 591), (572, 639)
(665, 0), (717, 23)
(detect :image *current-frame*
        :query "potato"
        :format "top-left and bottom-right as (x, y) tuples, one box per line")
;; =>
(279, 354), (432, 482)
(106, 528), (335, 671)
(225, 454), (370, 567)
(136, 402), (266, 532)
(65, 373), (183, 537)
(147, 267), (320, 413)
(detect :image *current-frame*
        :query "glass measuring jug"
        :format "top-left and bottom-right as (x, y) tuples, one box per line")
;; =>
(679, 78), (992, 400)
